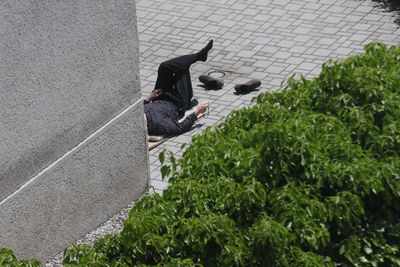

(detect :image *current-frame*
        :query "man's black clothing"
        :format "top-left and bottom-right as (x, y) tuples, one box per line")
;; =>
(144, 100), (197, 136)
(144, 53), (199, 136)
(155, 54), (197, 112)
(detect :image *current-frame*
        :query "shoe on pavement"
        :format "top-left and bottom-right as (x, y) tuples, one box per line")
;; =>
(234, 79), (261, 94)
(199, 74), (224, 89)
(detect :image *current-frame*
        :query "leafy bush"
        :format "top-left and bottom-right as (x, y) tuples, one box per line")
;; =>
(0, 248), (41, 267)
(60, 42), (400, 266)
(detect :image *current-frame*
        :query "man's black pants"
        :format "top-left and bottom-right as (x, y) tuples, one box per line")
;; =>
(155, 54), (198, 113)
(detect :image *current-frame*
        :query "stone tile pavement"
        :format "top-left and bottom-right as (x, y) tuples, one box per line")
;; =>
(136, 0), (400, 194)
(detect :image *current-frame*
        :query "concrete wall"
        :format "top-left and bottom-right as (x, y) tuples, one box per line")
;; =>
(0, 0), (148, 261)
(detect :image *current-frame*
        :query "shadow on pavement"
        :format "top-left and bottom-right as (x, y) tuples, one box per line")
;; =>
(372, 0), (400, 26)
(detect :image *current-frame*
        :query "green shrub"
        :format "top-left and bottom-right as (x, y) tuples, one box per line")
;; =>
(0, 248), (41, 267)
(63, 42), (400, 266)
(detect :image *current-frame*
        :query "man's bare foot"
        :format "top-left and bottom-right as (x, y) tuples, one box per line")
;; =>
(195, 101), (209, 116)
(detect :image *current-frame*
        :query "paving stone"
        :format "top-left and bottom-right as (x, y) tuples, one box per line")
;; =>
(334, 47), (354, 55)
(253, 60), (272, 68)
(297, 62), (318, 71)
(314, 48), (332, 57)
(325, 16), (343, 24)
(151, 179), (169, 191)
(288, 45), (308, 54)
(355, 5), (374, 13)
(236, 65), (257, 74)
(293, 25), (313, 35)
(285, 3), (304, 11)
(249, 71), (269, 80)
(237, 50), (257, 57)
(303, 3), (323, 10)
(300, 13), (319, 21)
(266, 64), (286, 74)
(272, 51), (292, 59)
(322, 27), (340, 34)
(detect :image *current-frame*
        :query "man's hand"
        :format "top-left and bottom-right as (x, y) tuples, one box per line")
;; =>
(195, 101), (209, 116)
(146, 89), (162, 102)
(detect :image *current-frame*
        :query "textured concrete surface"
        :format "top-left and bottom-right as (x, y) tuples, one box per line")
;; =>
(0, 0), (148, 261)
(135, 0), (400, 193)
(0, 0), (141, 200)
(0, 104), (148, 261)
